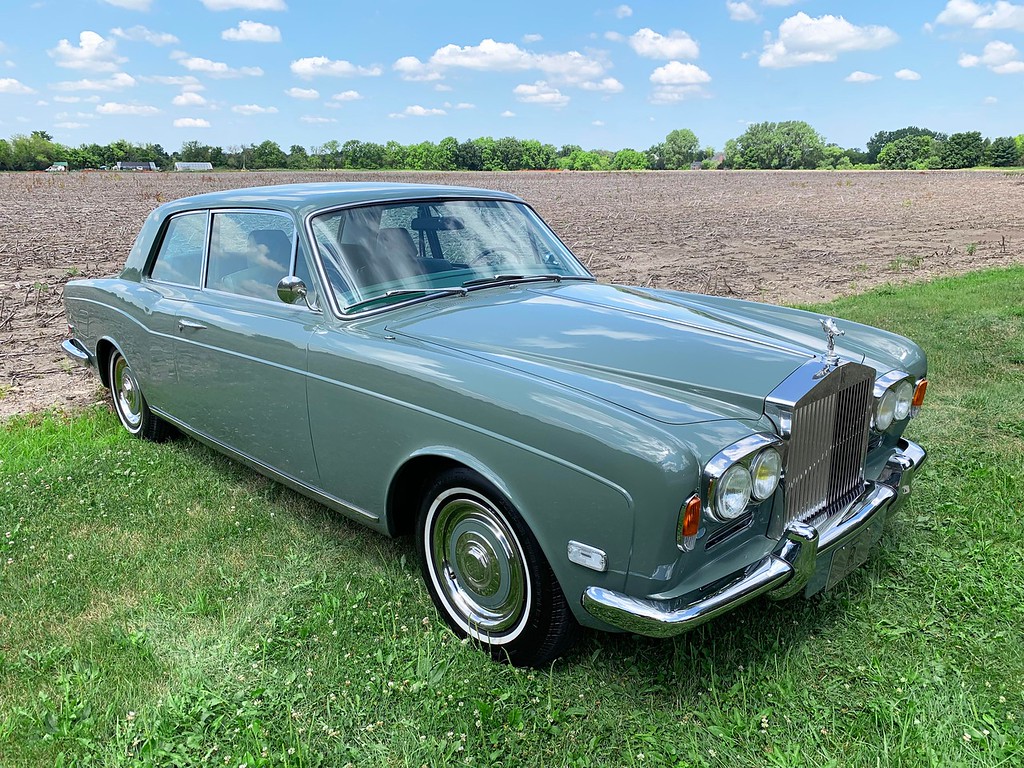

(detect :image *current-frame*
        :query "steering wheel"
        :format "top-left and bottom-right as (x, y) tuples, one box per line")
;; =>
(469, 247), (518, 267)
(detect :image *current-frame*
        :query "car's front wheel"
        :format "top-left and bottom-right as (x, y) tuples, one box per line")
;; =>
(108, 350), (170, 441)
(417, 468), (577, 667)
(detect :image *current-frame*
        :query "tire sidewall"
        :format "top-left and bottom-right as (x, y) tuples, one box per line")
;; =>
(108, 350), (144, 436)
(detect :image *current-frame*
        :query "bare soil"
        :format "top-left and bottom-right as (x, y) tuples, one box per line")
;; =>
(2, 169), (1022, 419)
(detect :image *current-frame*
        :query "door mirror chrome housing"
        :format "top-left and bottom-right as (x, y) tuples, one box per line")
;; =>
(277, 276), (310, 306)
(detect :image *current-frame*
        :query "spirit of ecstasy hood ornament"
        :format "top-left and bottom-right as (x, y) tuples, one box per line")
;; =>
(818, 316), (845, 374)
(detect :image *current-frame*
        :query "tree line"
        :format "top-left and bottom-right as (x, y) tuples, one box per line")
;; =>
(1, 124), (1022, 173)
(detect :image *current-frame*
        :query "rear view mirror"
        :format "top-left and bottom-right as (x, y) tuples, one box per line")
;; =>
(411, 216), (464, 232)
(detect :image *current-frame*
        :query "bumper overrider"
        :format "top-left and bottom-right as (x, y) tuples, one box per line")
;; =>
(582, 438), (926, 638)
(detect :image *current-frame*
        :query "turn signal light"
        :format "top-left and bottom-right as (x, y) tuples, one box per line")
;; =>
(912, 378), (928, 408)
(677, 494), (702, 552)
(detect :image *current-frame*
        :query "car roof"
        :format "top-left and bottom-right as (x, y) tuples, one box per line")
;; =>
(156, 181), (525, 219)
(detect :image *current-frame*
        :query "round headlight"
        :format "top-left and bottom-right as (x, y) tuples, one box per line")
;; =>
(894, 380), (914, 421)
(750, 448), (782, 500)
(715, 464), (752, 520)
(875, 388), (896, 431)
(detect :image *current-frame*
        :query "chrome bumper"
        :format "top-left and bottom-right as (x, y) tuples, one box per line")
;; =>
(582, 438), (926, 638)
(61, 338), (93, 369)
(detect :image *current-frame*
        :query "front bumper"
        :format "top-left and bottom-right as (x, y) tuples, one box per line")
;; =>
(582, 438), (926, 638)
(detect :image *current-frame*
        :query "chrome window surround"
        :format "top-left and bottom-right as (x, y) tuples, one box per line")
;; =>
(700, 432), (785, 523)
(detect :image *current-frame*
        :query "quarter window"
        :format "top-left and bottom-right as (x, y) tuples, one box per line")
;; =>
(149, 212), (206, 287)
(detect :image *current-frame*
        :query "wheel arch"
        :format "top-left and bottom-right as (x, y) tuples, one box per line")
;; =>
(94, 336), (123, 389)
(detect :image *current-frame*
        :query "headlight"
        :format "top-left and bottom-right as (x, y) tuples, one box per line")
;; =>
(715, 464), (752, 520)
(750, 448), (782, 500)
(875, 388), (896, 431)
(894, 380), (914, 421)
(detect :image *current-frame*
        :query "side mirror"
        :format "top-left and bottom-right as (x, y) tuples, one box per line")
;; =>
(277, 275), (309, 305)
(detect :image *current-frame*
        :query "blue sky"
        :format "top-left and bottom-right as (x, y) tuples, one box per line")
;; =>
(1, 0), (1021, 153)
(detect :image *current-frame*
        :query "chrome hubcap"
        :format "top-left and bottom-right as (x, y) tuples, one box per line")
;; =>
(113, 357), (142, 430)
(430, 493), (526, 635)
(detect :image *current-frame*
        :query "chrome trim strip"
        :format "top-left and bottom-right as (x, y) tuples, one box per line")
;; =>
(582, 439), (926, 638)
(872, 369), (913, 398)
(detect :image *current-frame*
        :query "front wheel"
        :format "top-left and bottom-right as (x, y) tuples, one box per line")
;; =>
(416, 469), (577, 667)
(108, 350), (171, 441)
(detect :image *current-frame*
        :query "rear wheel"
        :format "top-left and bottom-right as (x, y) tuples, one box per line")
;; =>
(416, 468), (577, 667)
(108, 350), (170, 441)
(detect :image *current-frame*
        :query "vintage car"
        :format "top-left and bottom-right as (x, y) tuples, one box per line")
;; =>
(62, 182), (927, 666)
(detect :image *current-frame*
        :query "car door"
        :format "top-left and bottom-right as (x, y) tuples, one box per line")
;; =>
(172, 209), (321, 485)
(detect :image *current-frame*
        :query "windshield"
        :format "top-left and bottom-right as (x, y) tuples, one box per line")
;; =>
(309, 199), (592, 313)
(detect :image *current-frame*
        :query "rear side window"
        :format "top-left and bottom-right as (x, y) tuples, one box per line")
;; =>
(149, 212), (206, 287)
(206, 211), (296, 301)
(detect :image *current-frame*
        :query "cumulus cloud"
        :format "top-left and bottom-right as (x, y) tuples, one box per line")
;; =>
(330, 89), (362, 100)
(579, 77), (624, 92)
(232, 103), (278, 114)
(174, 54), (263, 77)
(615, 4), (633, 17)
(629, 28), (700, 59)
(393, 56), (444, 81)
(513, 80), (570, 106)
(285, 86), (319, 99)
(501, 110), (516, 117)
(49, 31), (126, 71)
(222, 21), (281, 42)
(845, 70), (881, 82)
(403, 104), (446, 116)
(111, 26), (178, 46)
(55, 121), (89, 129)
(172, 91), (207, 106)
(894, 68), (921, 80)
(0, 78), (34, 94)
(649, 61), (711, 103)
(455, 102), (475, 109)
(290, 56), (381, 78)
(300, 115), (336, 123)
(959, 40), (1024, 73)
(760, 13), (898, 68)
(200, 0), (287, 10)
(935, 0), (1024, 31)
(726, 2), (759, 22)
(522, 33), (543, 43)
(101, 0), (152, 9)
(95, 101), (159, 115)
(53, 72), (136, 91)
(173, 117), (211, 127)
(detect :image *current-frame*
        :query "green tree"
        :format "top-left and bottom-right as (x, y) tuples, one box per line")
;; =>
(877, 135), (935, 170)
(727, 121), (825, 169)
(939, 131), (984, 169)
(662, 128), (699, 169)
(519, 139), (556, 169)
(557, 149), (609, 170)
(382, 140), (406, 169)
(985, 136), (1019, 167)
(644, 143), (666, 170)
(9, 132), (61, 170)
(287, 144), (310, 169)
(610, 148), (649, 170)
(456, 139), (484, 170)
(866, 127), (945, 163)
(249, 140), (286, 169)
(437, 136), (459, 170)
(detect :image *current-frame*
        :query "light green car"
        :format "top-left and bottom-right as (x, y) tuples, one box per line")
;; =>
(62, 182), (927, 666)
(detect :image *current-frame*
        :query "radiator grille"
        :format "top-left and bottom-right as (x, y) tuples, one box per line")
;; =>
(783, 365), (873, 526)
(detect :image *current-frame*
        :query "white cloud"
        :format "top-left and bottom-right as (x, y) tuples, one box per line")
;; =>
(300, 115), (336, 123)
(173, 117), (211, 127)
(522, 34), (543, 43)
(101, 0), (152, 9)
(172, 91), (207, 106)
(763, 0), (799, 4)
(290, 56), (381, 78)
(629, 28), (700, 59)
(222, 21), (281, 43)
(140, 74), (202, 87)
(111, 26), (178, 46)
(592, 119), (605, 126)
(959, 40), (1024, 72)
(410, 39), (606, 85)
(52, 72), (136, 91)
(403, 104), (446, 116)
(514, 81), (570, 106)
(175, 54), (263, 78)
(760, 13), (899, 68)
(55, 121), (88, 129)
(232, 103), (278, 114)
(649, 61), (711, 84)
(845, 70), (881, 82)
(393, 56), (443, 81)
(0, 78), (34, 94)
(501, 109), (516, 117)
(983, 95), (998, 103)
(434, 83), (452, 91)
(604, 31), (624, 42)
(894, 68), (921, 80)
(615, 4), (633, 18)
(580, 77), (624, 92)
(726, 2), (759, 22)
(49, 31), (126, 71)
(331, 89), (362, 101)
(285, 86), (319, 99)
(200, 0), (287, 9)
(95, 101), (159, 115)
(455, 102), (475, 109)
(935, 1), (1024, 32)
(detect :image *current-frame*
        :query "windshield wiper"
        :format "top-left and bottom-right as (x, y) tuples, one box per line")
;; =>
(463, 273), (595, 288)
(342, 287), (467, 314)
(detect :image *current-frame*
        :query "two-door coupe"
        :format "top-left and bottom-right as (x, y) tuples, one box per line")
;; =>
(63, 182), (927, 666)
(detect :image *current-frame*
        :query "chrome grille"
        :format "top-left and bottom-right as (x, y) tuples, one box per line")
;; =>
(782, 364), (873, 526)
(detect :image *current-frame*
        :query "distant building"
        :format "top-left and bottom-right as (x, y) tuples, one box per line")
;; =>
(115, 161), (158, 171)
(174, 161), (214, 172)
(45, 162), (69, 172)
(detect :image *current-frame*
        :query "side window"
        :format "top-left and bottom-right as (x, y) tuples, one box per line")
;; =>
(207, 212), (295, 301)
(295, 242), (313, 289)
(149, 212), (206, 287)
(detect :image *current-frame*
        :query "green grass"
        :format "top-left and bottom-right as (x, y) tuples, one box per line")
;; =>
(3, 268), (1023, 767)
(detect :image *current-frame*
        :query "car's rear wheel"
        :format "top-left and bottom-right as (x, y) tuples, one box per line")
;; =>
(416, 468), (577, 667)
(108, 350), (170, 441)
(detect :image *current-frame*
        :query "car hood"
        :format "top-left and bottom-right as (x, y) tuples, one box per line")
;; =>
(386, 282), (901, 425)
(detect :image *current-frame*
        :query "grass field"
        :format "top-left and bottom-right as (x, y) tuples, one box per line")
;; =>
(1, 268), (1022, 767)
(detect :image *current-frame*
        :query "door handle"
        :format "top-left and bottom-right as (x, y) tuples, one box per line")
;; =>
(178, 318), (207, 331)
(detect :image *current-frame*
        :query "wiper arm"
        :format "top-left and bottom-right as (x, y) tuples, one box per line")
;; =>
(462, 273), (596, 288)
(342, 287), (467, 314)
